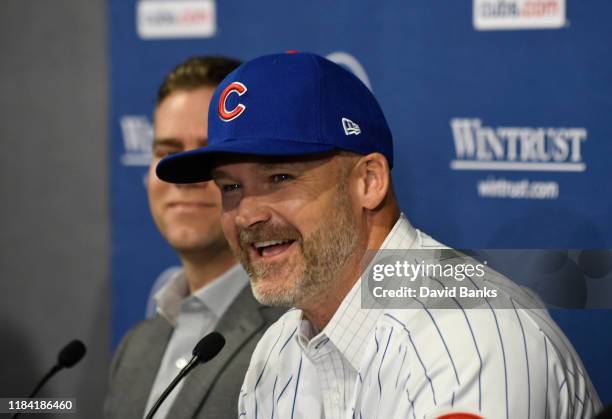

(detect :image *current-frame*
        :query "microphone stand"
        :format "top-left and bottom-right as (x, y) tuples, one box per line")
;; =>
(10, 365), (62, 419)
(144, 355), (200, 419)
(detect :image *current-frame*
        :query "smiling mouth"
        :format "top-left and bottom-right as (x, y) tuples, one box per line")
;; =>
(252, 239), (297, 258)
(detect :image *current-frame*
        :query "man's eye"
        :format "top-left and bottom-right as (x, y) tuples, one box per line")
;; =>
(221, 183), (241, 193)
(271, 174), (292, 183)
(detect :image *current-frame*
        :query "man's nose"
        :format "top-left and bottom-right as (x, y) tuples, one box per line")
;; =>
(234, 195), (271, 229)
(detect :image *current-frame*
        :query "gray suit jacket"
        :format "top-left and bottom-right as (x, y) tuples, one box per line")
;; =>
(105, 286), (284, 419)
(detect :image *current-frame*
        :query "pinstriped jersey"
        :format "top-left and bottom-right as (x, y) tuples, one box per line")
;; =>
(238, 214), (601, 419)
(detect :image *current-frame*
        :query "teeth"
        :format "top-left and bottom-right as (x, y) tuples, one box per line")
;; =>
(254, 240), (291, 249)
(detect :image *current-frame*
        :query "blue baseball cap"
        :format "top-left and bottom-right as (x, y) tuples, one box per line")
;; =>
(156, 51), (393, 183)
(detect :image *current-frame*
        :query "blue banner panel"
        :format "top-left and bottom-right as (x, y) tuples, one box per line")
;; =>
(109, 0), (612, 401)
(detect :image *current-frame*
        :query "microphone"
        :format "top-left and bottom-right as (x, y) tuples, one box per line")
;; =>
(56, 339), (87, 370)
(144, 331), (225, 419)
(11, 339), (86, 419)
(596, 405), (612, 419)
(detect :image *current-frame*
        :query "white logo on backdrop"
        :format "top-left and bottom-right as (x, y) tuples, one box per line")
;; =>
(450, 118), (586, 172)
(326, 51), (373, 91)
(137, 0), (217, 39)
(473, 0), (565, 30)
(120, 115), (153, 166)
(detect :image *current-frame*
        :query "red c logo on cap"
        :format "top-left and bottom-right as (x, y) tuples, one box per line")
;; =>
(218, 82), (247, 122)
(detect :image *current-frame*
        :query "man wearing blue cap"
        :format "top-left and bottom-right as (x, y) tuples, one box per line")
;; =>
(157, 52), (601, 418)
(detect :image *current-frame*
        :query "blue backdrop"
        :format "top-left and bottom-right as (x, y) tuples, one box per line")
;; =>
(109, 0), (612, 401)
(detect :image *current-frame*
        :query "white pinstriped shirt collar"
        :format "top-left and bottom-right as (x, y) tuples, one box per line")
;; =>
(296, 213), (425, 369)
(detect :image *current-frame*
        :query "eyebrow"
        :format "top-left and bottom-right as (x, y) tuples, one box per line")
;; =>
(210, 160), (314, 179)
(210, 162), (300, 178)
(210, 168), (230, 180)
(152, 137), (208, 147)
(259, 162), (297, 170)
(153, 138), (181, 147)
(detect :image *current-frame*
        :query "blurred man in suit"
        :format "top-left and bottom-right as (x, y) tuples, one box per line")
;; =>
(105, 56), (283, 419)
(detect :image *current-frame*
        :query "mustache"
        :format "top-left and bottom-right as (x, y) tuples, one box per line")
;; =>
(238, 223), (302, 248)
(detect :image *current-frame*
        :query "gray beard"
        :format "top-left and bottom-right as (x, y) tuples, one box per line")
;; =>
(243, 183), (359, 307)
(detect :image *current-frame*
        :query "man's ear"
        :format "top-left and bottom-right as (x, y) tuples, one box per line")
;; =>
(352, 152), (391, 210)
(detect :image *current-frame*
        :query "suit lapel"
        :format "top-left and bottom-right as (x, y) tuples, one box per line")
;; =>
(118, 317), (173, 418)
(167, 286), (264, 418)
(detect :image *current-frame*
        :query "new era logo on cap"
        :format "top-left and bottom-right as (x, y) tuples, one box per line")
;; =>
(342, 117), (361, 136)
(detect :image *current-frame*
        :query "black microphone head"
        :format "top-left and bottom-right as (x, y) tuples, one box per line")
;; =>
(57, 340), (86, 368)
(596, 405), (612, 419)
(193, 332), (225, 363)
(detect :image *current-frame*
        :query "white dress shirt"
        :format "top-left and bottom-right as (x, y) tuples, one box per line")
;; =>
(238, 214), (601, 419)
(144, 264), (248, 419)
